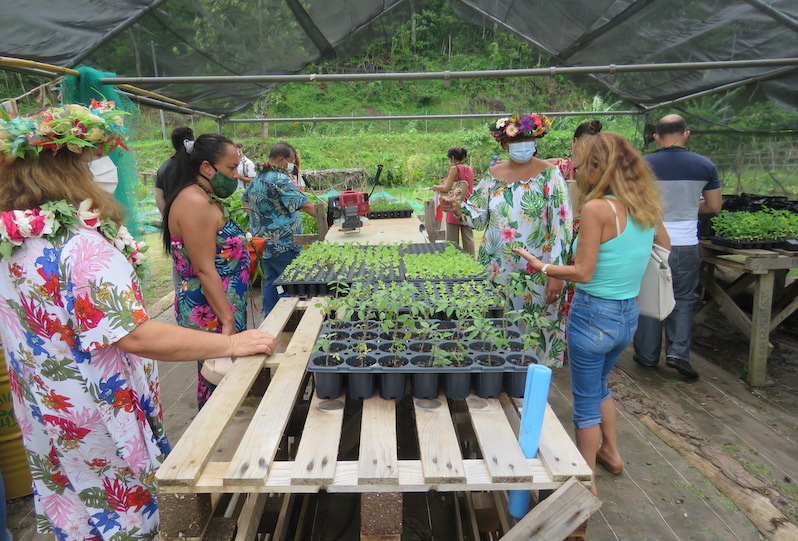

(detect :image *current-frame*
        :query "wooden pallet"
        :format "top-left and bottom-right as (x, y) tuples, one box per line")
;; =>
(156, 297), (597, 540)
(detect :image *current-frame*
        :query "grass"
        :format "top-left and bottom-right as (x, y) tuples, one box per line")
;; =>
(142, 233), (174, 309)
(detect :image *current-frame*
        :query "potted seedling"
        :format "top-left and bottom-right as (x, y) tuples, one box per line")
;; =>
(310, 333), (346, 398)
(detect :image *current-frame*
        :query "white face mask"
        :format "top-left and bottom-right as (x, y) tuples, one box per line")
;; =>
(507, 141), (537, 164)
(89, 156), (119, 194)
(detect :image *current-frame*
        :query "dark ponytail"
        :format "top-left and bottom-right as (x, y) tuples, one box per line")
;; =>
(447, 147), (467, 161)
(161, 133), (235, 253)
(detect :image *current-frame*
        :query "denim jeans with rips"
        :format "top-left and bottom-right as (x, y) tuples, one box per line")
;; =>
(633, 245), (701, 365)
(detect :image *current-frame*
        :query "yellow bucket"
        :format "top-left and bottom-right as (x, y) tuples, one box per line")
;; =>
(0, 344), (33, 499)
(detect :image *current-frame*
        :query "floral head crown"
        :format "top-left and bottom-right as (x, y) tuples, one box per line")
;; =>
(489, 113), (552, 143)
(0, 100), (129, 163)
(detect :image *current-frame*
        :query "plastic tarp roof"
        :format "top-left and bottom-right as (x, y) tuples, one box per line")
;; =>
(1, 0), (797, 116)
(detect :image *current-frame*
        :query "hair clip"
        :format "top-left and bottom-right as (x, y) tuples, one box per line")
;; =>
(183, 139), (195, 154)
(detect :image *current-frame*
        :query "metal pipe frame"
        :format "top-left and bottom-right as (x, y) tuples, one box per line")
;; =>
(100, 57), (798, 85)
(225, 110), (643, 124)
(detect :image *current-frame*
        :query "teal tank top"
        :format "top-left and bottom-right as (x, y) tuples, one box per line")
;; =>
(575, 200), (655, 300)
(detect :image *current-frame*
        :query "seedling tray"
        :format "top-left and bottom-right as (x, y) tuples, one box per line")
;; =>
(368, 209), (413, 219)
(711, 237), (783, 250)
(276, 242), (482, 295)
(308, 319), (538, 400)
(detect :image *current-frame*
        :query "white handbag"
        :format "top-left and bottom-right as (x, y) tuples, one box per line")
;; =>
(638, 244), (676, 320)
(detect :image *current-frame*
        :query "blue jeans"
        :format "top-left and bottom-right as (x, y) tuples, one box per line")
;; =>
(567, 290), (639, 429)
(261, 249), (300, 316)
(633, 245), (700, 365)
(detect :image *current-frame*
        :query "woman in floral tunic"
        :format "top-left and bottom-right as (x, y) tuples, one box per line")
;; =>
(443, 114), (573, 367)
(161, 134), (249, 409)
(0, 104), (276, 541)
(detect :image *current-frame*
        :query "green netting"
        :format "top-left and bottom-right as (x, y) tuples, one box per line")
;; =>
(62, 66), (144, 239)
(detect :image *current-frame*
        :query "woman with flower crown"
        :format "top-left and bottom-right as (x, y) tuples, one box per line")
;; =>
(441, 113), (573, 367)
(0, 104), (276, 541)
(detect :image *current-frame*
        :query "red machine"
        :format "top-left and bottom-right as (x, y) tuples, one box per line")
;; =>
(327, 165), (383, 231)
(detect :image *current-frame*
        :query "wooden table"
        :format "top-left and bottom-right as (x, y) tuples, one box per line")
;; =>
(696, 240), (798, 386)
(155, 298), (597, 540)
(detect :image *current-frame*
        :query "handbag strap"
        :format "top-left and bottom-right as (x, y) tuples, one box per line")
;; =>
(605, 198), (621, 237)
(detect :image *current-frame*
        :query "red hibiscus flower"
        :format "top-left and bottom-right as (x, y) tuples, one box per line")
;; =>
(543, 183), (550, 197)
(74, 294), (104, 330)
(113, 388), (137, 413)
(127, 486), (153, 512)
(526, 262), (537, 274)
(51, 471), (70, 487)
(132, 309), (147, 325)
(42, 415), (90, 440)
(44, 390), (73, 412)
(559, 205), (568, 221)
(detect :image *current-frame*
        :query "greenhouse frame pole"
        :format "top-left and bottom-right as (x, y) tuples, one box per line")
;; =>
(100, 58), (798, 86)
(225, 110), (643, 124)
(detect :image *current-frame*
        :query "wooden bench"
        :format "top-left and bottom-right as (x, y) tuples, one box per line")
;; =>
(156, 298), (597, 540)
(697, 240), (798, 386)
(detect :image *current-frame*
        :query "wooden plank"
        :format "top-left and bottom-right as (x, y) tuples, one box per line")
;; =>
(749, 272), (774, 386)
(291, 393), (345, 485)
(358, 396), (399, 484)
(702, 272), (754, 340)
(272, 494), (295, 541)
(699, 240), (779, 258)
(148, 290), (176, 318)
(413, 394), (467, 483)
(499, 477), (600, 541)
(234, 494), (269, 541)
(516, 400), (593, 482)
(224, 300), (324, 485)
(465, 396), (533, 483)
(770, 292), (798, 331)
(157, 298), (301, 487)
(165, 458), (557, 493)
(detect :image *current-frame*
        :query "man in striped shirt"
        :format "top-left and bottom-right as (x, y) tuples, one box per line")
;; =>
(633, 114), (722, 378)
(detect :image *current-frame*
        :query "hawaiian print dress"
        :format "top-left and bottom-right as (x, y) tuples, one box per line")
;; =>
(171, 219), (249, 409)
(458, 165), (573, 367)
(0, 227), (168, 541)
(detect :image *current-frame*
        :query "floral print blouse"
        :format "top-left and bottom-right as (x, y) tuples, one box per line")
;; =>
(458, 165), (573, 367)
(0, 227), (167, 540)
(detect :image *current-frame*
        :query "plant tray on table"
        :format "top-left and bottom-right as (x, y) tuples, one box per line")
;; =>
(307, 317), (539, 401)
(711, 208), (798, 250)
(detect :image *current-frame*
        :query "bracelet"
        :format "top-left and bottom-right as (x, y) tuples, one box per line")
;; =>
(541, 264), (550, 276)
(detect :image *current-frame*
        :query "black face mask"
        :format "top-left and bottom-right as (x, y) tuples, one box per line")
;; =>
(204, 166), (238, 199)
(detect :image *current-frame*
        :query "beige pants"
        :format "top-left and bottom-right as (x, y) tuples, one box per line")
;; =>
(446, 222), (475, 256)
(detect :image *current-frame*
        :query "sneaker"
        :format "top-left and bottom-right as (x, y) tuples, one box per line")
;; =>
(632, 354), (657, 369)
(666, 356), (699, 379)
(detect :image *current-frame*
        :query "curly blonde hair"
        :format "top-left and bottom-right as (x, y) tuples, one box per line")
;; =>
(573, 132), (662, 228)
(0, 150), (124, 224)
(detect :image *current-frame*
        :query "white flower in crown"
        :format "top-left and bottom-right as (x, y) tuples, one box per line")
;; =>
(76, 200), (102, 228)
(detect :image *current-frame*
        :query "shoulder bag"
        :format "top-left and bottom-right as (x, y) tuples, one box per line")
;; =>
(638, 243), (676, 320)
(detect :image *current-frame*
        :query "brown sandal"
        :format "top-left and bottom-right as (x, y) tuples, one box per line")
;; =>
(596, 454), (623, 475)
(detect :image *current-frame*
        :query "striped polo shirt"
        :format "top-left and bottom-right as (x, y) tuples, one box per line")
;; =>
(644, 147), (720, 246)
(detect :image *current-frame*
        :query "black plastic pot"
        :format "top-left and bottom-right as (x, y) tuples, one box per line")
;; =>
(473, 372), (503, 398)
(314, 372), (344, 399)
(410, 355), (439, 399)
(443, 372), (471, 399)
(346, 356), (377, 399)
(503, 371), (527, 398)
(379, 356), (408, 399)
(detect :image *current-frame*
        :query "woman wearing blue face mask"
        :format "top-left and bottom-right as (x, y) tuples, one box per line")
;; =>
(441, 114), (573, 367)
